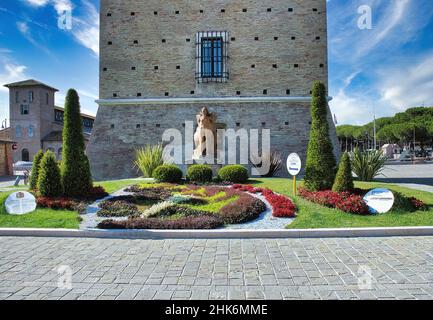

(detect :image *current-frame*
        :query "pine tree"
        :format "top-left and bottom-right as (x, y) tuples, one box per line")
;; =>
(61, 89), (93, 196)
(332, 152), (354, 192)
(37, 151), (62, 197)
(304, 81), (337, 191)
(29, 150), (44, 191)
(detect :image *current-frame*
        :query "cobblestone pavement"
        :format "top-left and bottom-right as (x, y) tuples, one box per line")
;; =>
(1, 236), (433, 300)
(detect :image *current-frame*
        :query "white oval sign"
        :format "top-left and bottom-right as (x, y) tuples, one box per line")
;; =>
(287, 153), (302, 176)
(363, 188), (394, 214)
(5, 191), (37, 215)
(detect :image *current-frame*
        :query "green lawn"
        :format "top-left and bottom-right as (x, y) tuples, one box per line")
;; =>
(251, 178), (433, 229)
(1, 177), (432, 229)
(0, 191), (80, 229)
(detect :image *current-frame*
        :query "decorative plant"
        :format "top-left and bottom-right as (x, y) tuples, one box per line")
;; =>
(134, 144), (165, 178)
(29, 150), (44, 191)
(332, 152), (354, 192)
(187, 164), (213, 183)
(351, 148), (387, 182)
(152, 164), (183, 183)
(218, 165), (249, 183)
(304, 81), (337, 191)
(61, 89), (93, 197)
(250, 151), (283, 177)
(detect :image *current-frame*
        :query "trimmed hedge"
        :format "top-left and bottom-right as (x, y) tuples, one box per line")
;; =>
(218, 165), (249, 183)
(152, 165), (183, 183)
(187, 164), (213, 183)
(29, 150), (44, 191)
(332, 152), (354, 192)
(37, 151), (63, 197)
(61, 89), (93, 196)
(304, 81), (337, 191)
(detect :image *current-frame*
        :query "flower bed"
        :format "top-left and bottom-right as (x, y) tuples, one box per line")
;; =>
(97, 184), (270, 229)
(298, 188), (427, 215)
(298, 188), (369, 215)
(36, 197), (76, 210)
(98, 214), (223, 230)
(232, 184), (297, 218)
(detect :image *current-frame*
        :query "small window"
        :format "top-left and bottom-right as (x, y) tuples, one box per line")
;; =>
(15, 125), (22, 138)
(46, 92), (49, 104)
(291, 36), (296, 40)
(267, 8), (272, 12)
(28, 125), (34, 138)
(175, 10), (180, 14)
(20, 104), (29, 115)
(28, 91), (34, 103)
(131, 12), (135, 16)
(22, 149), (30, 162)
(196, 31), (229, 83)
(108, 41), (112, 45)
(242, 9), (247, 12)
(15, 91), (19, 103)
(55, 110), (64, 122)
(286, 89), (291, 95)
(288, 8), (293, 12)
(137, 93), (142, 97)
(107, 13), (112, 16)
(154, 11), (158, 15)
(131, 66), (136, 70)
(263, 90), (268, 95)
(165, 92), (169, 96)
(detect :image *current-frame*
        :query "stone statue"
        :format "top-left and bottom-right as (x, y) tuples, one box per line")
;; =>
(193, 107), (217, 160)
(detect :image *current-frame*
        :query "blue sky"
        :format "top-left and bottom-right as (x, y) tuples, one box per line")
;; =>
(1, 0), (433, 125)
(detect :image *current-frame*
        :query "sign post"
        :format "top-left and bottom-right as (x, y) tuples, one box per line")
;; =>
(286, 153), (302, 196)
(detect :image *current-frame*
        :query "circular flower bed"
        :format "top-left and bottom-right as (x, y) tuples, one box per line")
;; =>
(97, 183), (295, 230)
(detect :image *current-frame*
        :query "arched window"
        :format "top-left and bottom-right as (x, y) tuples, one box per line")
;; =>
(22, 149), (30, 162)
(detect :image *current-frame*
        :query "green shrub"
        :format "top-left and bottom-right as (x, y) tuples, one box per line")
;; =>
(152, 164), (183, 183)
(250, 151), (283, 177)
(218, 165), (249, 183)
(351, 148), (387, 182)
(37, 151), (62, 197)
(332, 152), (354, 192)
(187, 164), (213, 183)
(304, 81), (337, 191)
(61, 89), (93, 196)
(29, 150), (44, 191)
(134, 144), (165, 177)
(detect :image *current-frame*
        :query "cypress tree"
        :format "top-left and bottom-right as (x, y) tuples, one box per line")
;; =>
(37, 151), (62, 197)
(29, 150), (44, 191)
(304, 81), (337, 191)
(61, 89), (93, 196)
(332, 152), (354, 192)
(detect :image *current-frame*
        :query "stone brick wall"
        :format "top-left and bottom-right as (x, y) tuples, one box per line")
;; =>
(100, 0), (328, 99)
(88, 102), (339, 180)
(90, 0), (338, 181)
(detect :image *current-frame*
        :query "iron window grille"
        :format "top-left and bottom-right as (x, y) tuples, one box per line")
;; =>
(195, 31), (229, 83)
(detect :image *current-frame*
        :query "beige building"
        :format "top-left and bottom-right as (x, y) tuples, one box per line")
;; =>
(2, 79), (95, 166)
(88, 0), (339, 180)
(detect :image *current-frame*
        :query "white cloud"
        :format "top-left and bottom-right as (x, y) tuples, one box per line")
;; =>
(71, 0), (99, 56)
(23, 0), (72, 14)
(23, 0), (50, 7)
(379, 53), (433, 111)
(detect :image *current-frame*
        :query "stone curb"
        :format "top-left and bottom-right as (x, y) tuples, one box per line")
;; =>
(1, 227), (433, 239)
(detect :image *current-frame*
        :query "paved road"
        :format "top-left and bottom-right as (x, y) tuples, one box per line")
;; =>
(376, 163), (433, 188)
(1, 237), (433, 300)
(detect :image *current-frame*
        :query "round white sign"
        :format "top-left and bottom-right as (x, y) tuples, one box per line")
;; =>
(5, 191), (37, 215)
(363, 188), (395, 214)
(286, 153), (302, 176)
